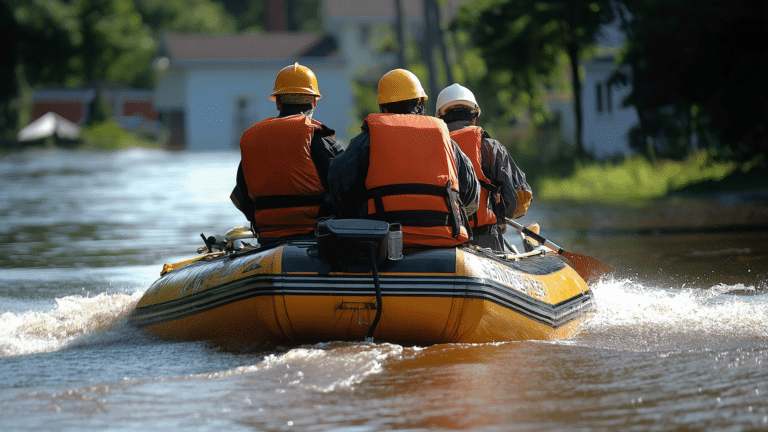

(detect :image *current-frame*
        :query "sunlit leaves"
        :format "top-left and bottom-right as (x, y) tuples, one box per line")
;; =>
(454, 0), (614, 155)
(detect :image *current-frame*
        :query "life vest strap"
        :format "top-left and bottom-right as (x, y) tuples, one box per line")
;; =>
(481, 181), (500, 194)
(368, 210), (454, 227)
(481, 181), (507, 224)
(253, 194), (325, 210)
(368, 183), (449, 200)
(367, 182), (466, 238)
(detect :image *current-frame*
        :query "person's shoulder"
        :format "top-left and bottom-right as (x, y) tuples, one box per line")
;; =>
(479, 127), (494, 140)
(348, 129), (370, 146)
(479, 130), (504, 148)
(313, 121), (336, 138)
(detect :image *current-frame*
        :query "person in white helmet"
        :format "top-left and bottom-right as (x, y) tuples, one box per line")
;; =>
(435, 83), (532, 251)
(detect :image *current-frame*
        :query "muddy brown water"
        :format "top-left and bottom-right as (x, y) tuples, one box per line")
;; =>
(2, 149), (767, 431)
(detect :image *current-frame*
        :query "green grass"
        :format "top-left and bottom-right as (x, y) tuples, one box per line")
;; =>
(536, 151), (765, 202)
(80, 120), (162, 151)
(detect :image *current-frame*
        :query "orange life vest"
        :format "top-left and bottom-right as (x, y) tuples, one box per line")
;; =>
(240, 115), (325, 238)
(450, 125), (498, 228)
(364, 113), (470, 247)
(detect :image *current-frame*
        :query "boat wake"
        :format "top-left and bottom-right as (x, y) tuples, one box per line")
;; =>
(574, 278), (768, 351)
(180, 342), (407, 392)
(0, 291), (143, 358)
(4, 276), (766, 360)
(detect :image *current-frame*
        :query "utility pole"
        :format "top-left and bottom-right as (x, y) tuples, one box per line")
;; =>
(424, 0), (439, 111)
(432, 1), (454, 85)
(394, 0), (407, 69)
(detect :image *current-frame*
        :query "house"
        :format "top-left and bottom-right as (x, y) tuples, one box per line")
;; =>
(30, 85), (158, 129)
(549, 14), (639, 159)
(154, 32), (349, 151)
(322, 0), (470, 86)
(153, 0), (478, 151)
(581, 56), (637, 158)
(321, 0), (424, 81)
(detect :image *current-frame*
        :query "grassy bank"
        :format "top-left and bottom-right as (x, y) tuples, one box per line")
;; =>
(1, 120), (163, 152)
(534, 151), (766, 202)
(80, 120), (162, 151)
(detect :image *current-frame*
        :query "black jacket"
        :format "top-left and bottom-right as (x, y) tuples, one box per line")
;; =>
(447, 120), (532, 220)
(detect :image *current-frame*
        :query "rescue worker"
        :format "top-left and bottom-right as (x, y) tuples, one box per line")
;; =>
(231, 62), (343, 244)
(327, 69), (480, 248)
(435, 83), (532, 251)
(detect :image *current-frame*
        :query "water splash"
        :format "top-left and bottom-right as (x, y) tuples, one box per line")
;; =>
(178, 342), (407, 393)
(576, 278), (768, 351)
(0, 291), (143, 358)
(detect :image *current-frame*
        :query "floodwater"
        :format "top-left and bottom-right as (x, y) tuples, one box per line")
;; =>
(1, 148), (767, 432)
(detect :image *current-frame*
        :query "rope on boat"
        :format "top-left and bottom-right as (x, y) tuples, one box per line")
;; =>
(365, 241), (383, 342)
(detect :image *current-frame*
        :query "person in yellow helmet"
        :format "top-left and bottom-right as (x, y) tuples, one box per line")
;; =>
(231, 62), (343, 244)
(435, 83), (532, 251)
(327, 69), (479, 248)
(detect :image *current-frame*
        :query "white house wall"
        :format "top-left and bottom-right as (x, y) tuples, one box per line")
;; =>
(308, 62), (355, 144)
(154, 67), (185, 110)
(184, 62), (352, 151)
(581, 59), (638, 158)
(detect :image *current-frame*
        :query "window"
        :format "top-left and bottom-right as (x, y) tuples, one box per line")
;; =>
(595, 81), (613, 115)
(233, 96), (257, 148)
(595, 83), (603, 114)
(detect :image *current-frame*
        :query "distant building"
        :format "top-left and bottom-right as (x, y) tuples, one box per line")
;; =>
(30, 85), (158, 128)
(322, 0), (469, 84)
(154, 32), (349, 151)
(322, 0), (424, 81)
(548, 12), (639, 159)
(152, 0), (476, 151)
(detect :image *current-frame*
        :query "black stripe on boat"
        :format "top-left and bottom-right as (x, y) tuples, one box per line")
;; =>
(128, 272), (592, 330)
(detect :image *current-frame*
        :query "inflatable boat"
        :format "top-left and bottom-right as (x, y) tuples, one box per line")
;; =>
(128, 219), (594, 345)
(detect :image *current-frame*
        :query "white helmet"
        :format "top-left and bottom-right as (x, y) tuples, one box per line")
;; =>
(435, 83), (481, 118)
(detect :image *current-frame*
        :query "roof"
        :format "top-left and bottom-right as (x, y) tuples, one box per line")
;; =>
(17, 112), (80, 142)
(162, 33), (340, 61)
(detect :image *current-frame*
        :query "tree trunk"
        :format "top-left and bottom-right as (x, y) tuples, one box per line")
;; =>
(567, 40), (584, 158)
(394, 0), (407, 69)
(424, 0), (439, 111)
(431, 1), (454, 84)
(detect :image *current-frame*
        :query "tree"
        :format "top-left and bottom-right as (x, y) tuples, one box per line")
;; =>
(454, 0), (615, 158)
(615, 0), (768, 160)
(136, 0), (238, 34)
(0, 0), (81, 140)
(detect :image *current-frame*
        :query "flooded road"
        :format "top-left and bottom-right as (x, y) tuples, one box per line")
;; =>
(1, 149), (767, 431)
(526, 198), (768, 288)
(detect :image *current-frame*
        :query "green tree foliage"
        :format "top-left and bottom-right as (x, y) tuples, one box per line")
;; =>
(136, 0), (237, 34)
(0, 0), (240, 139)
(454, 0), (614, 158)
(0, 0), (80, 139)
(72, 0), (157, 87)
(616, 0), (768, 160)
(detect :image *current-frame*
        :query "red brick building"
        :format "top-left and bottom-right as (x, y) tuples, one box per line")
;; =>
(30, 85), (158, 126)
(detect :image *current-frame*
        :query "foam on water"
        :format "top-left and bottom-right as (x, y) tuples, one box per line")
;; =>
(577, 278), (768, 350)
(172, 342), (406, 392)
(0, 291), (143, 358)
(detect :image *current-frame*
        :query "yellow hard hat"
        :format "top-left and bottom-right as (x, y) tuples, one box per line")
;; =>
(377, 69), (428, 105)
(270, 62), (322, 101)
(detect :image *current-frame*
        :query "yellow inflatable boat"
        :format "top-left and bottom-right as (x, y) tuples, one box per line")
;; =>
(128, 219), (594, 345)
